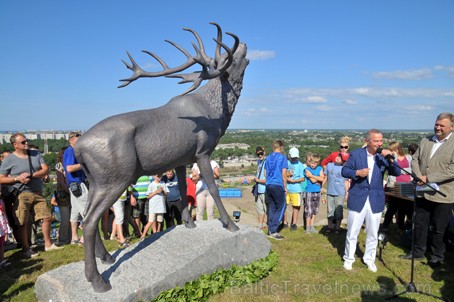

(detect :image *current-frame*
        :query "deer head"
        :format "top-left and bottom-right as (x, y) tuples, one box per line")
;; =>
(118, 22), (247, 96)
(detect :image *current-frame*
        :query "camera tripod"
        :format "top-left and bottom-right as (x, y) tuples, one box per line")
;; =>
(383, 157), (449, 301)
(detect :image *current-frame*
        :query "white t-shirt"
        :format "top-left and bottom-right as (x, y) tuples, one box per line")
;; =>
(192, 160), (219, 191)
(146, 181), (169, 214)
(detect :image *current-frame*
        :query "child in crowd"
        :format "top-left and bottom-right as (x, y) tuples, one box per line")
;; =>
(141, 175), (168, 240)
(322, 153), (349, 234)
(285, 147), (306, 231)
(186, 176), (196, 221)
(304, 154), (324, 234)
(110, 189), (130, 247)
(0, 198), (11, 268)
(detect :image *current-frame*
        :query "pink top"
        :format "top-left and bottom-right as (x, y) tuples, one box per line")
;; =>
(0, 199), (10, 237)
(395, 157), (412, 182)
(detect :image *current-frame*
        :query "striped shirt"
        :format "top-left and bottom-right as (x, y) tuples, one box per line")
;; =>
(132, 175), (153, 199)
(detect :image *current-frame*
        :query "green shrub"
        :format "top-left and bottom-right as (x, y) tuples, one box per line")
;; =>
(152, 251), (278, 302)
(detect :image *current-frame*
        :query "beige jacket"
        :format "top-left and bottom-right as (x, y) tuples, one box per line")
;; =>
(412, 133), (454, 203)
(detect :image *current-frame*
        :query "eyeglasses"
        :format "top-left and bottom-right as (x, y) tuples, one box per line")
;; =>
(340, 145), (349, 149)
(18, 140), (29, 145)
(256, 152), (264, 157)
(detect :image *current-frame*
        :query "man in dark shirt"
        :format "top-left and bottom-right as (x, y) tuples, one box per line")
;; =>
(162, 170), (184, 228)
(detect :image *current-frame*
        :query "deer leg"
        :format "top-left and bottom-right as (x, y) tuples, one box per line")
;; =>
(95, 225), (115, 264)
(197, 157), (239, 232)
(83, 191), (120, 292)
(83, 212), (112, 292)
(175, 165), (196, 229)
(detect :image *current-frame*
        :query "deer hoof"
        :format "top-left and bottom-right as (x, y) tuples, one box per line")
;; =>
(91, 275), (112, 293)
(185, 220), (196, 229)
(100, 253), (115, 264)
(222, 218), (240, 232)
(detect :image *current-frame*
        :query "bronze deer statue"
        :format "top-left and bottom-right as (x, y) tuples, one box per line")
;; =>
(74, 23), (248, 292)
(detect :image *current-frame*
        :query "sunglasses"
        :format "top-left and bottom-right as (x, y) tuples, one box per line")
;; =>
(18, 140), (29, 145)
(340, 145), (349, 149)
(70, 134), (81, 139)
(256, 152), (264, 157)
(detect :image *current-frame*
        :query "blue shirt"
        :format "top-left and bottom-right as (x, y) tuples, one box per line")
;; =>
(62, 146), (86, 185)
(256, 158), (266, 194)
(325, 163), (346, 196)
(265, 152), (288, 187)
(305, 166), (322, 193)
(162, 174), (181, 201)
(287, 160), (305, 193)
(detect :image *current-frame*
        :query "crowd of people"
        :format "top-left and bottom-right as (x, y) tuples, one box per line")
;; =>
(0, 112), (453, 275)
(252, 112), (453, 273)
(0, 132), (221, 265)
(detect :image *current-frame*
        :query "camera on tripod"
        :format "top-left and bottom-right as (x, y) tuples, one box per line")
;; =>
(378, 232), (388, 249)
(232, 211), (241, 222)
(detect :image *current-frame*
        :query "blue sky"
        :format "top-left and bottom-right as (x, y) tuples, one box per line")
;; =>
(1, 1), (453, 131)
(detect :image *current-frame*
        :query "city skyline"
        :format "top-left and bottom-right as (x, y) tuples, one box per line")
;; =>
(1, 1), (453, 131)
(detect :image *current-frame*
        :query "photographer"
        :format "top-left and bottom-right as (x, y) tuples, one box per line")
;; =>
(63, 132), (87, 245)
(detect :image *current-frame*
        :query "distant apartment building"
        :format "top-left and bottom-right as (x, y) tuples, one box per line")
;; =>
(0, 131), (81, 144)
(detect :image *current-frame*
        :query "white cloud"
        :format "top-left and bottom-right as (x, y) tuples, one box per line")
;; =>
(239, 107), (271, 116)
(344, 99), (358, 105)
(372, 68), (432, 80)
(284, 87), (454, 100)
(413, 105), (433, 111)
(433, 65), (454, 78)
(303, 96), (327, 103)
(247, 50), (276, 61)
(316, 105), (331, 111)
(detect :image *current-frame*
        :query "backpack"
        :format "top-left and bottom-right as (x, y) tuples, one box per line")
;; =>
(55, 169), (70, 206)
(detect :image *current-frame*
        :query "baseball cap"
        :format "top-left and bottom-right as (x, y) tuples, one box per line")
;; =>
(289, 147), (299, 158)
(69, 132), (81, 140)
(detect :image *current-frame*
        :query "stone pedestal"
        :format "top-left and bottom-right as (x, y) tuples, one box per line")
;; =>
(35, 220), (271, 302)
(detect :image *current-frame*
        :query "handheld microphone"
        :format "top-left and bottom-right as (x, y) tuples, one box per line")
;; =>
(375, 147), (394, 161)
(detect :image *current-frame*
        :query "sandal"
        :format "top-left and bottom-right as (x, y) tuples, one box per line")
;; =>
(119, 241), (130, 248)
(0, 259), (11, 268)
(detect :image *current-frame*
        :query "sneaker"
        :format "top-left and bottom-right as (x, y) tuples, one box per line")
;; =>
(399, 253), (424, 260)
(305, 228), (311, 234)
(290, 224), (297, 231)
(45, 244), (63, 252)
(343, 260), (353, 270)
(365, 261), (377, 273)
(24, 249), (39, 259)
(282, 223), (289, 229)
(310, 226), (318, 234)
(268, 232), (284, 240)
(71, 239), (81, 245)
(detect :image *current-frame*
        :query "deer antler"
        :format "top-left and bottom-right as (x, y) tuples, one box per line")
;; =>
(118, 23), (237, 95)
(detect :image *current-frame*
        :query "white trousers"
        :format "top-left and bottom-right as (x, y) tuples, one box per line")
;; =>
(196, 189), (215, 221)
(112, 199), (125, 225)
(343, 198), (382, 264)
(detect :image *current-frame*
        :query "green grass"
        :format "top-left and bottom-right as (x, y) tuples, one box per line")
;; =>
(209, 225), (454, 302)
(1, 225), (453, 302)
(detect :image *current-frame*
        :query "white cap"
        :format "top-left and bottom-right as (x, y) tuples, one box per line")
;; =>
(289, 147), (299, 158)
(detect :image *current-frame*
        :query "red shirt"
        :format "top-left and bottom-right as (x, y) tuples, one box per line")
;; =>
(186, 177), (196, 206)
(322, 151), (350, 167)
